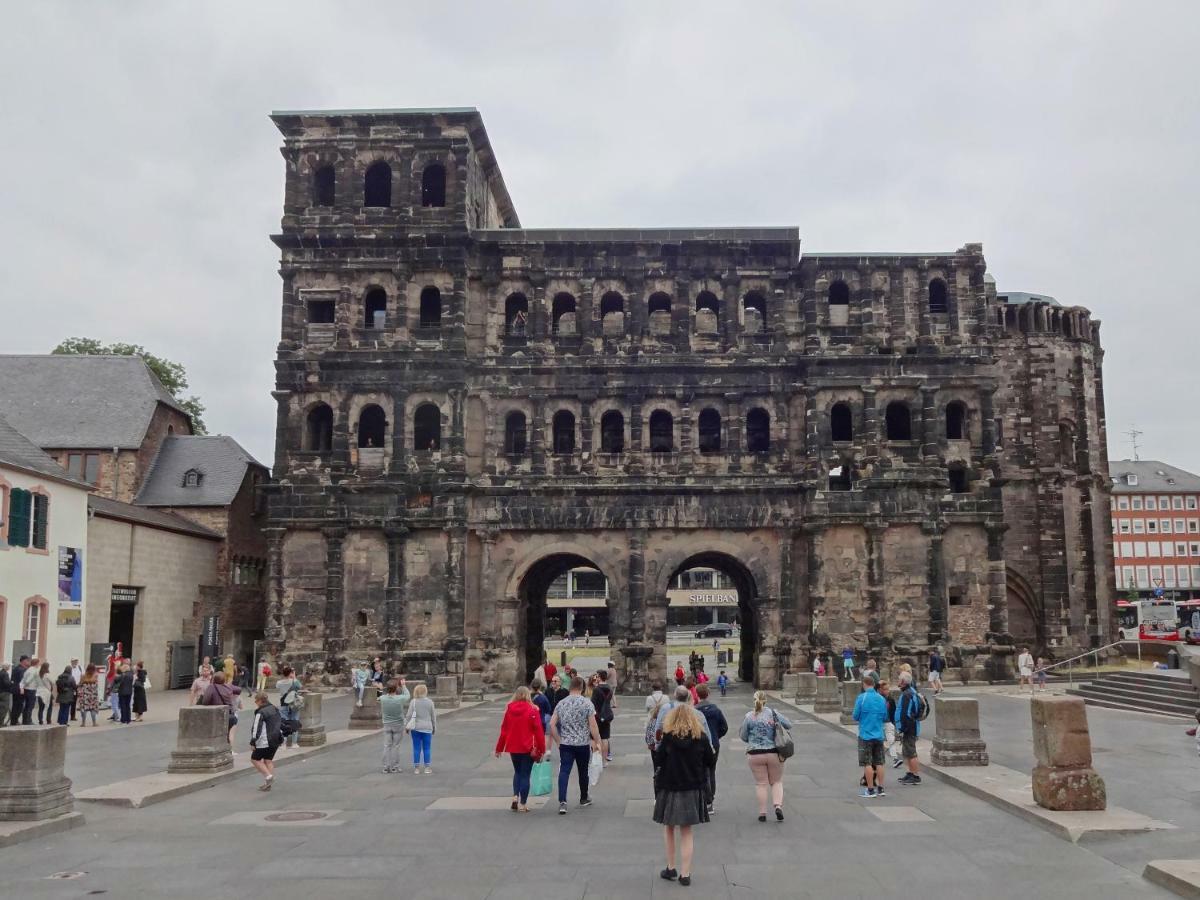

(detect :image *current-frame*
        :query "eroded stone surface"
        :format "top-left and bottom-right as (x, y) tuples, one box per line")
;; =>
(0, 726), (74, 821)
(931, 696), (989, 766)
(1030, 696), (1105, 810)
(167, 707), (234, 775)
(814, 676), (841, 713)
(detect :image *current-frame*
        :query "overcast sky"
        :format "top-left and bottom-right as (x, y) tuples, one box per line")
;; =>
(2, 2), (1197, 473)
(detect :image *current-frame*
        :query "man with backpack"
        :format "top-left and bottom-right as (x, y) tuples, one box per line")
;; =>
(591, 669), (616, 763)
(275, 666), (304, 749)
(894, 671), (927, 786)
(249, 691), (289, 791)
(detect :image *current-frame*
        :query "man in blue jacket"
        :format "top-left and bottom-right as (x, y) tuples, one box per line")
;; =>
(853, 672), (889, 798)
(894, 671), (922, 786)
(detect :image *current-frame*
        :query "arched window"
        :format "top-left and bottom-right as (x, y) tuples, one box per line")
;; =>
(828, 280), (850, 326)
(649, 410), (674, 452)
(746, 408), (770, 453)
(552, 411), (576, 454)
(305, 404), (333, 454)
(552, 293), (576, 334)
(600, 411), (624, 453)
(421, 163), (446, 207)
(695, 291), (720, 315)
(364, 288), (387, 329)
(647, 292), (672, 316)
(357, 405), (387, 448)
(697, 408), (722, 454)
(695, 291), (720, 333)
(364, 161), (392, 208)
(831, 402), (853, 442)
(948, 465), (969, 494)
(505, 293), (528, 335)
(313, 165), (336, 206)
(741, 292), (767, 333)
(419, 287), (442, 328)
(504, 411), (527, 456)
(885, 401), (912, 441)
(413, 403), (441, 451)
(945, 401), (967, 441)
(928, 278), (948, 314)
(600, 292), (624, 317)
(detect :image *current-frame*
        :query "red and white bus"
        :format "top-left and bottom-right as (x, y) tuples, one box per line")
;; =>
(1116, 599), (1180, 641)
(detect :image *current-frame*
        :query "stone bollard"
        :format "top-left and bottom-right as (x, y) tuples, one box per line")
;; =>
(299, 693), (327, 747)
(930, 697), (989, 766)
(436, 675), (461, 709)
(168, 707), (234, 774)
(461, 672), (484, 701)
(348, 685), (382, 730)
(796, 673), (817, 702)
(814, 676), (841, 713)
(0, 725), (74, 820)
(781, 673), (800, 698)
(839, 681), (863, 725)
(1030, 696), (1106, 811)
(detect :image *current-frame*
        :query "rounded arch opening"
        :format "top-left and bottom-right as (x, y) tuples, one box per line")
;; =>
(356, 404), (387, 448)
(516, 553), (613, 684)
(421, 162), (446, 207)
(363, 161), (392, 208)
(667, 552), (760, 684)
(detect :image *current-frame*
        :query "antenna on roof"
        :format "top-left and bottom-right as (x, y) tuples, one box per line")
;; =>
(1126, 426), (1143, 461)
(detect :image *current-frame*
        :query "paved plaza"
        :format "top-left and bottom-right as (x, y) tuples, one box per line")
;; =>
(0, 684), (1179, 899)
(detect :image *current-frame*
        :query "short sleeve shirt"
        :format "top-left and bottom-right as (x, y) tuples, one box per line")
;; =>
(554, 694), (594, 746)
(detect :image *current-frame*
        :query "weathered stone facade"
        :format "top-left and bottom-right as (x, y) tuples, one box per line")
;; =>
(265, 108), (1113, 692)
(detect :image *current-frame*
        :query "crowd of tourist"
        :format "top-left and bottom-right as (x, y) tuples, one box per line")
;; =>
(0, 651), (150, 727)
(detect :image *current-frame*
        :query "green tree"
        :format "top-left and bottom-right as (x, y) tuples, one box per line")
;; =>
(52, 337), (207, 434)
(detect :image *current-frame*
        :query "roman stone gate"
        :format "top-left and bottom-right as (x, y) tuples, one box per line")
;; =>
(263, 108), (1115, 692)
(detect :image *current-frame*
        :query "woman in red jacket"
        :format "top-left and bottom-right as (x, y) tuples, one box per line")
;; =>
(495, 686), (546, 812)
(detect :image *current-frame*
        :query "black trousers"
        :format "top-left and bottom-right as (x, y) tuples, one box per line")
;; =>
(118, 694), (132, 724)
(21, 691), (35, 725)
(705, 746), (720, 804)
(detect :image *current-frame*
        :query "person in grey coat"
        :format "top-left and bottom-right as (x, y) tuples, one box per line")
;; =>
(405, 683), (437, 774)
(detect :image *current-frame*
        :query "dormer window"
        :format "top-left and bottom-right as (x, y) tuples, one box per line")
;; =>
(183, 468), (204, 488)
(1127, 474), (1138, 486)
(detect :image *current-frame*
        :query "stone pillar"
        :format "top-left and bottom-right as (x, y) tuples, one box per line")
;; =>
(477, 529), (498, 646)
(861, 386), (880, 464)
(1030, 696), (1106, 811)
(383, 525), (408, 655)
(348, 686), (381, 730)
(920, 386), (939, 460)
(930, 697), (989, 766)
(462, 672), (484, 701)
(530, 397), (547, 475)
(781, 673), (800, 697)
(814, 676), (840, 713)
(264, 526), (286, 647)
(985, 521), (1010, 640)
(924, 523), (947, 645)
(796, 672), (816, 701)
(168, 708), (234, 774)
(445, 528), (467, 648)
(322, 525), (347, 659)
(628, 528), (647, 643)
(866, 523), (886, 650)
(804, 524), (826, 645)
(0, 725), (74, 819)
(299, 693), (327, 747)
(436, 674), (461, 709)
(389, 391), (408, 475)
(839, 680), (863, 725)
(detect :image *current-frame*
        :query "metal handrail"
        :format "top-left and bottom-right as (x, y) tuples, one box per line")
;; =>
(1037, 639), (1145, 686)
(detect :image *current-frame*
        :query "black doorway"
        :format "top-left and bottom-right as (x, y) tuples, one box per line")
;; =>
(109, 604), (136, 658)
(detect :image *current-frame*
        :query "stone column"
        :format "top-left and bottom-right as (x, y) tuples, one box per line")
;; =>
(436, 674), (461, 709)
(781, 673), (800, 696)
(383, 525), (408, 655)
(924, 523), (947, 645)
(803, 387), (820, 457)
(530, 397), (547, 475)
(449, 388), (465, 457)
(298, 693), (327, 746)
(322, 526), (347, 659)
(628, 528), (647, 643)
(839, 680), (863, 725)
(930, 697), (989, 766)
(861, 386), (880, 465)
(168, 707), (234, 773)
(804, 524), (826, 645)
(980, 386), (997, 457)
(814, 676), (840, 713)
(389, 392), (408, 474)
(985, 521), (1010, 640)
(264, 526), (286, 647)
(920, 386), (939, 460)
(1031, 696), (1106, 811)
(461, 672), (484, 701)
(445, 527), (467, 662)
(0, 725), (74, 819)
(271, 389), (291, 476)
(477, 529), (498, 646)
(348, 686), (381, 730)
(796, 672), (816, 701)
(866, 523), (886, 650)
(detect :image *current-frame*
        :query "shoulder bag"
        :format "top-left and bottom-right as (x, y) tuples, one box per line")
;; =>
(772, 709), (795, 761)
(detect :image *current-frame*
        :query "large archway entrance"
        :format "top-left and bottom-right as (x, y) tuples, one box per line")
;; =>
(667, 552), (759, 683)
(515, 553), (611, 684)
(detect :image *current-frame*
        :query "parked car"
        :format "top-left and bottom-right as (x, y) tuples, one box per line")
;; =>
(695, 623), (736, 638)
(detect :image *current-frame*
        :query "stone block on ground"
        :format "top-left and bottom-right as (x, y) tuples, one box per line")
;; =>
(930, 696), (989, 766)
(781, 673), (800, 697)
(814, 676), (840, 713)
(167, 707), (234, 775)
(299, 692), (327, 747)
(461, 672), (484, 701)
(795, 672), (816, 701)
(839, 680), (863, 725)
(1030, 696), (1106, 811)
(436, 675), (461, 709)
(0, 725), (74, 820)
(348, 686), (382, 730)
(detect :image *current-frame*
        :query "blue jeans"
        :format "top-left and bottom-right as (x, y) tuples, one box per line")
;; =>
(280, 705), (300, 747)
(57, 702), (71, 725)
(557, 744), (590, 803)
(411, 729), (432, 766)
(510, 753), (534, 804)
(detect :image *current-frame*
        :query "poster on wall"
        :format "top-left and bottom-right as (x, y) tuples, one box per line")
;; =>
(58, 546), (83, 622)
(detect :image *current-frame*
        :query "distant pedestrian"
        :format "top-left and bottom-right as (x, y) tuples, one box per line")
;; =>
(69, 658), (82, 721)
(674, 661), (686, 686)
(882, 678), (900, 768)
(591, 669), (616, 763)
(495, 686), (546, 812)
(543, 657), (558, 686)
(256, 659), (271, 693)
(352, 661), (369, 706)
(1035, 657), (1048, 691)
(606, 660), (619, 705)
(929, 647), (946, 695)
(405, 683), (437, 774)
(114, 663), (135, 725)
(644, 682), (666, 713)
(248, 692), (282, 791)
(200, 671), (242, 746)
(853, 672), (888, 798)
(222, 654), (236, 686)
(36, 662), (54, 725)
(78, 665), (100, 727)
(0, 664), (12, 727)
(275, 666), (304, 748)
(894, 671), (922, 786)
(55, 666), (76, 726)
(22, 658), (42, 724)
(531, 680), (552, 742)
(546, 674), (568, 712)
(717, 670), (729, 697)
(379, 678), (411, 773)
(693, 683), (728, 814)
(654, 703), (715, 887)
(548, 675), (601, 815)
(812, 654), (825, 677)
(739, 690), (792, 821)
(685, 676), (699, 706)
(132, 661), (148, 722)
(191, 662), (214, 705)
(10, 655), (30, 726)
(841, 647), (856, 681)
(1017, 647), (1034, 691)
(712, 637), (720, 653)
(371, 659), (386, 694)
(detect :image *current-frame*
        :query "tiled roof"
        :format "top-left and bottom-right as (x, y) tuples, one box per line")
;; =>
(1110, 460), (1200, 493)
(0, 355), (188, 449)
(135, 435), (266, 507)
(0, 413), (90, 488)
(89, 495), (221, 540)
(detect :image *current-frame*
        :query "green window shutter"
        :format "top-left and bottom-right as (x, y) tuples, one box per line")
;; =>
(31, 493), (49, 549)
(7, 488), (30, 548)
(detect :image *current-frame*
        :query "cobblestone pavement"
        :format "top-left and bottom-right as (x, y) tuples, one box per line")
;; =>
(1, 685), (1172, 900)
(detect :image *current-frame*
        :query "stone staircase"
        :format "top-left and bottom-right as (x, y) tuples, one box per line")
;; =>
(1066, 670), (1200, 718)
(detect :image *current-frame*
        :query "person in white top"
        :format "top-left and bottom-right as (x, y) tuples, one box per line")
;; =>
(1017, 648), (1035, 692)
(69, 659), (83, 721)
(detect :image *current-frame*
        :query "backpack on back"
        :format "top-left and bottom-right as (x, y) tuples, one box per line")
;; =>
(262, 705), (284, 748)
(914, 690), (931, 721)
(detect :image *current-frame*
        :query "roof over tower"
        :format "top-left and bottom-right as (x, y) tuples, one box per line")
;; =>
(135, 435), (266, 507)
(0, 355), (189, 449)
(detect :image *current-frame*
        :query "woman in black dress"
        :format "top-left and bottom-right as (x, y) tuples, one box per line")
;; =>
(132, 661), (148, 722)
(653, 704), (715, 886)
